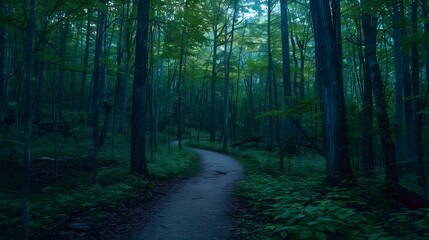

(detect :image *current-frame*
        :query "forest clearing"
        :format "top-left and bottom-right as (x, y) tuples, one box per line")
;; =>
(1, 0), (429, 239)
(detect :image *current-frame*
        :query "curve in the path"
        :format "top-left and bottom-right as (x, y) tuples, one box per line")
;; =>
(125, 148), (243, 240)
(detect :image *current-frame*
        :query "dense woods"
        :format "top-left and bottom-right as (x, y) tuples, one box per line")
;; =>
(1, 0), (429, 239)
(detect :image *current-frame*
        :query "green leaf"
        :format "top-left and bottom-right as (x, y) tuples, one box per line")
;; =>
(300, 230), (314, 239)
(315, 231), (327, 240)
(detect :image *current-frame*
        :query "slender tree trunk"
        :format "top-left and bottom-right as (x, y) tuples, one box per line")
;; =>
(0, 10), (5, 132)
(267, 0), (274, 148)
(280, 0), (296, 153)
(393, 2), (405, 167)
(210, 23), (218, 142)
(362, 13), (399, 184)
(91, 1), (107, 184)
(119, 2), (131, 134)
(291, 32), (299, 97)
(35, 61), (43, 137)
(245, 75), (256, 132)
(411, 0), (427, 197)
(80, 14), (91, 112)
(23, 0), (35, 238)
(424, 0), (429, 90)
(298, 38), (307, 100)
(57, 19), (69, 120)
(361, 47), (374, 176)
(177, 35), (185, 149)
(154, 25), (163, 149)
(222, 0), (238, 149)
(130, 0), (150, 177)
(111, 6), (125, 160)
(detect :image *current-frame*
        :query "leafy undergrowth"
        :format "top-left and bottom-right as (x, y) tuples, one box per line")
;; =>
(188, 140), (429, 240)
(0, 131), (199, 239)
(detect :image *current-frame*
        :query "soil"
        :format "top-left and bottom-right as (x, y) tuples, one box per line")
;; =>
(117, 148), (244, 240)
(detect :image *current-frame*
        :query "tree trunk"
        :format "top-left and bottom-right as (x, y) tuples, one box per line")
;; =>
(111, 6), (124, 160)
(210, 23), (218, 142)
(280, 0), (295, 152)
(0, 10), (4, 132)
(80, 14), (91, 112)
(23, 0), (35, 238)
(130, 0), (150, 177)
(362, 43), (374, 176)
(267, 0), (274, 148)
(177, 35), (185, 149)
(393, 2), (405, 167)
(57, 19), (69, 120)
(310, 0), (353, 184)
(119, 2), (132, 134)
(358, 9), (375, 177)
(362, 13), (399, 184)
(411, 0), (427, 197)
(222, 0), (238, 149)
(424, 0), (429, 90)
(91, 1), (107, 184)
(245, 75), (256, 132)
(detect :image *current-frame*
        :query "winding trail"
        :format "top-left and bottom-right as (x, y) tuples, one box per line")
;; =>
(123, 148), (243, 240)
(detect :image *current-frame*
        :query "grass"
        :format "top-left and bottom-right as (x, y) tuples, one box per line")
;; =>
(188, 139), (429, 240)
(0, 124), (200, 239)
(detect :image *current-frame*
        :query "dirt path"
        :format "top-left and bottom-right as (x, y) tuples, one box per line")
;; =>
(121, 148), (244, 240)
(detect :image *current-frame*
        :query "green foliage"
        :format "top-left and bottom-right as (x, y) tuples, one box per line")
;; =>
(189, 140), (429, 240)
(149, 145), (201, 179)
(0, 137), (199, 238)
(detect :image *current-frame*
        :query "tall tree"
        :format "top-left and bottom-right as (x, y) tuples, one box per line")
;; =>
(279, 0), (295, 154)
(56, 19), (70, 120)
(310, 0), (353, 184)
(361, 7), (398, 184)
(79, 12), (91, 112)
(0, 3), (4, 132)
(411, 0), (427, 197)
(23, 0), (35, 238)
(91, 0), (107, 184)
(119, 1), (132, 134)
(130, 0), (150, 177)
(393, 1), (404, 167)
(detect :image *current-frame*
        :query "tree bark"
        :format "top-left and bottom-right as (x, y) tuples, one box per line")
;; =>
(23, 0), (35, 238)
(222, 0), (238, 149)
(0, 5), (4, 132)
(91, 0), (107, 184)
(280, 0), (295, 152)
(119, 1), (132, 134)
(210, 22), (218, 142)
(80, 14), (91, 112)
(392, 2), (405, 168)
(362, 14), (399, 184)
(310, 0), (353, 184)
(130, 0), (150, 177)
(57, 19), (70, 120)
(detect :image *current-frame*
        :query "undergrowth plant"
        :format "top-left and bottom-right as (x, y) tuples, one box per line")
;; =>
(0, 137), (199, 239)
(188, 140), (429, 240)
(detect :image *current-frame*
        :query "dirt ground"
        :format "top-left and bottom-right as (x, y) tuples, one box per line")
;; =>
(116, 148), (244, 240)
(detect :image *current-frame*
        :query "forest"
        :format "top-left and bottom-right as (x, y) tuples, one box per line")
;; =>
(1, 0), (429, 239)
